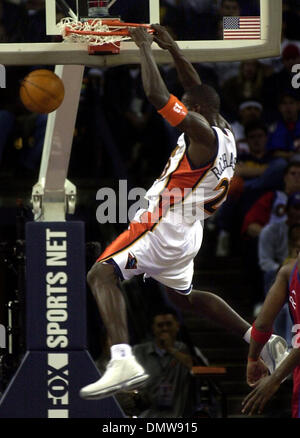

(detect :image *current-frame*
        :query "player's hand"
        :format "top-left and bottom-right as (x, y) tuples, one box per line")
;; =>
(129, 27), (153, 48)
(246, 358), (269, 387)
(151, 24), (177, 51)
(242, 375), (281, 415)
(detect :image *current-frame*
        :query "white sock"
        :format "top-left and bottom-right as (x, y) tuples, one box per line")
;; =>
(111, 344), (132, 360)
(243, 327), (251, 343)
(243, 327), (272, 363)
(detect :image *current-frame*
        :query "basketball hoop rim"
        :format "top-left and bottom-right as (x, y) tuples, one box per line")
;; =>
(99, 20), (153, 28)
(63, 19), (154, 38)
(57, 17), (156, 52)
(65, 26), (154, 37)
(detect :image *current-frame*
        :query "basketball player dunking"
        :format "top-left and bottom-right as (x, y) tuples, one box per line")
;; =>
(242, 253), (300, 418)
(80, 25), (288, 400)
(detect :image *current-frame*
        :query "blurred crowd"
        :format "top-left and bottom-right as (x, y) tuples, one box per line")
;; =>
(0, 0), (300, 324)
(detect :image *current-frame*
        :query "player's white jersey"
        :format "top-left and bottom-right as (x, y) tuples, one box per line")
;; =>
(100, 127), (236, 292)
(134, 126), (237, 226)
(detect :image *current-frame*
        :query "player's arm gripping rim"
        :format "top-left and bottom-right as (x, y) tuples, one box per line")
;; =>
(242, 261), (300, 415)
(151, 24), (232, 133)
(129, 27), (217, 168)
(151, 23), (201, 91)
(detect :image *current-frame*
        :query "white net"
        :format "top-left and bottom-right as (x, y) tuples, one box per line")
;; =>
(57, 18), (131, 46)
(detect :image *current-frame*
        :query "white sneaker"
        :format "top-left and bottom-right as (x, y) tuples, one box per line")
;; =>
(79, 356), (149, 400)
(261, 335), (289, 375)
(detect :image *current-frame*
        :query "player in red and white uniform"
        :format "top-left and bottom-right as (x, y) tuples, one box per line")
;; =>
(80, 25), (288, 400)
(242, 254), (300, 417)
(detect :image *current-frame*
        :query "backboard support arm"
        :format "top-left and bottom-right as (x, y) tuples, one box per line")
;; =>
(32, 65), (84, 222)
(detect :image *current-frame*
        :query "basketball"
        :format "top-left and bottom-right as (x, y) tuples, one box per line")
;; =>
(20, 69), (65, 114)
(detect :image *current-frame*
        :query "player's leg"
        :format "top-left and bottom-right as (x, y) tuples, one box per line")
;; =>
(166, 288), (289, 376)
(87, 262), (129, 345)
(166, 287), (249, 336)
(190, 289), (250, 335)
(80, 261), (149, 400)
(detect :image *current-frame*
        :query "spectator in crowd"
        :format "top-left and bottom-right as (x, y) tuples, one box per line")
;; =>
(231, 100), (263, 155)
(241, 161), (300, 239)
(267, 92), (300, 159)
(221, 60), (272, 121)
(218, 0), (241, 17)
(131, 308), (196, 418)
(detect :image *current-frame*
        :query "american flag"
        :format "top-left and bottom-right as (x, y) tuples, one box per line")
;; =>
(223, 17), (261, 40)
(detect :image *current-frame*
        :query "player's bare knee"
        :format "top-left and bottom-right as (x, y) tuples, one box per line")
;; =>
(87, 262), (115, 290)
(188, 290), (206, 308)
(187, 290), (196, 306)
(189, 290), (218, 312)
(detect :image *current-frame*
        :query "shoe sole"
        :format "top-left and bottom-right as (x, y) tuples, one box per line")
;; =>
(79, 373), (149, 400)
(123, 373), (150, 390)
(80, 385), (123, 400)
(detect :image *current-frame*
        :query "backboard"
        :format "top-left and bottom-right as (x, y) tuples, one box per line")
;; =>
(0, 0), (282, 67)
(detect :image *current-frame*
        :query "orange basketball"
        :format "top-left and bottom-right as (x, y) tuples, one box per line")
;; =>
(20, 69), (65, 114)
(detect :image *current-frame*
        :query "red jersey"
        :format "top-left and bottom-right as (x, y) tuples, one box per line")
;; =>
(288, 262), (300, 418)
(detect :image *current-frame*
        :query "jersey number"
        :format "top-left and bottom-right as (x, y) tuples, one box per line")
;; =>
(204, 178), (230, 215)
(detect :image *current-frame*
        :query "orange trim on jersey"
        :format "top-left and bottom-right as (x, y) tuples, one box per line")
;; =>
(164, 154), (212, 196)
(97, 220), (150, 263)
(158, 95), (188, 127)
